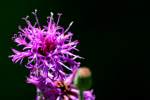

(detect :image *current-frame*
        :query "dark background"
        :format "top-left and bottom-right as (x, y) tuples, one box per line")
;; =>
(0, 0), (150, 100)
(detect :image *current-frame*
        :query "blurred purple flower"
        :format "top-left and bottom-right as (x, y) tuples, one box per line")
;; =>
(27, 68), (95, 100)
(9, 10), (81, 79)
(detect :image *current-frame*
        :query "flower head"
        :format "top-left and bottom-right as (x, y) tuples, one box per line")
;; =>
(9, 10), (81, 80)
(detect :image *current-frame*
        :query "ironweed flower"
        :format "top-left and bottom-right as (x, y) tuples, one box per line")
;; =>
(9, 9), (81, 80)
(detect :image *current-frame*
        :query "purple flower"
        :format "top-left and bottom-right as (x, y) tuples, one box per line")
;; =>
(9, 10), (81, 79)
(27, 68), (95, 100)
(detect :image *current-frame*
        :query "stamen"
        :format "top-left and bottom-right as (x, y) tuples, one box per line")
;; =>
(57, 13), (62, 25)
(58, 61), (72, 71)
(64, 21), (73, 33)
(47, 12), (54, 31)
(50, 12), (54, 24)
(12, 34), (17, 40)
(22, 15), (31, 26)
(32, 9), (40, 28)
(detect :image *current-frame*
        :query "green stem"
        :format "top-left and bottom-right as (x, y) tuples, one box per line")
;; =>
(79, 90), (84, 100)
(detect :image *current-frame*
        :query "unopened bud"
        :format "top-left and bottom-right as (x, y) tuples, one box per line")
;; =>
(74, 67), (92, 91)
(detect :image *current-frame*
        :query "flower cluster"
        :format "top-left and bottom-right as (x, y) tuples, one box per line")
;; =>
(9, 10), (95, 100)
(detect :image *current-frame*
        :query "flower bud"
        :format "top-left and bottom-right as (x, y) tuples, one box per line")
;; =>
(74, 67), (92, 91)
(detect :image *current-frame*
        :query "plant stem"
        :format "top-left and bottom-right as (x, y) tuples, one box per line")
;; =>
(79, 90), (84, 100)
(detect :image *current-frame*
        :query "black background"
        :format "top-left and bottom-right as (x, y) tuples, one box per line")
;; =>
(0, 0), (150, 100)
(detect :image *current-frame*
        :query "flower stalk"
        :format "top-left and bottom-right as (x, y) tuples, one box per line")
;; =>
(79, 90), (84, 100)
